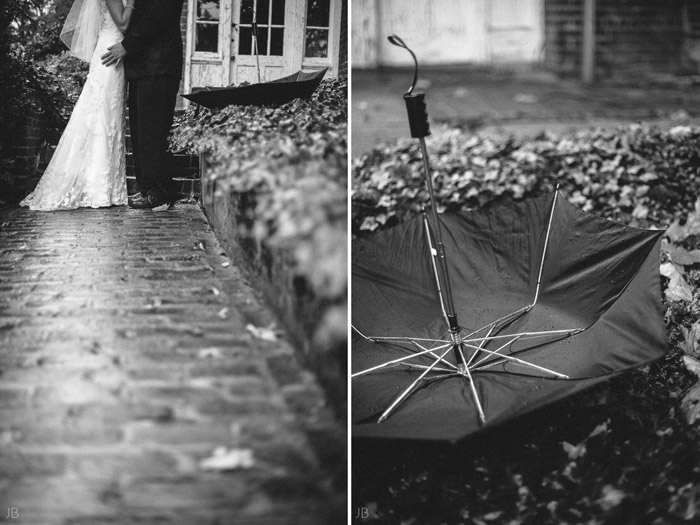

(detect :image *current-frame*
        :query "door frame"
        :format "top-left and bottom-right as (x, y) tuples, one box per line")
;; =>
(184, 0), (341, 99)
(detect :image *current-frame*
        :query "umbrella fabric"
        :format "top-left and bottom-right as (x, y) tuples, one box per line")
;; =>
(352, 191), (666, 441)
(182, 68), (328, 109)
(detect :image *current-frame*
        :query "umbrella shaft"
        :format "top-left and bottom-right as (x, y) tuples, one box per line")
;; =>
(252, 21), (261, 84)
(419, 138), (458, 324)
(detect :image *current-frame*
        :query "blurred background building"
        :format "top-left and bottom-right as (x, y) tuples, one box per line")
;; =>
(352, 0), (700, 83)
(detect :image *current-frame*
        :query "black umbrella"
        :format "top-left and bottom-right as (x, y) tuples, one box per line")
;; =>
(183, 5), (328, 109)
(182, 68), (328, 109)
(351, 36), (667, 442)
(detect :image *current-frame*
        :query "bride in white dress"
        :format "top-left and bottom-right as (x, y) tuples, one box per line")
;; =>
(21, 0), (134, 211)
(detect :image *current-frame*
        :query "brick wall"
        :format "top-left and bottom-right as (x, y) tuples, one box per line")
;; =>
(339, 0), (348, 77)
(545, 0), (684, 80)
(178, 2), (188, 109)
(0, 105), (62, 199)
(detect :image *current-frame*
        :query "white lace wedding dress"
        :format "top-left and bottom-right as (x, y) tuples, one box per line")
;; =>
(21, 0), (127, 211)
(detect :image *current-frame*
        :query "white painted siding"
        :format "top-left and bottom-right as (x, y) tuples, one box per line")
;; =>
(351, 0), (544, 67)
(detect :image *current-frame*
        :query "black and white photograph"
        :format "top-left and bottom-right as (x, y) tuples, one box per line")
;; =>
(7, 0), (700, 523)
(351, 1), (700, 523)
(0, 0), (347, 522)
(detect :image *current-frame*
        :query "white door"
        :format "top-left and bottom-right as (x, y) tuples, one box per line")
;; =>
(185, 0), (338, 93)
(185, 0), (233, 91)
(230, 0), (300, 84)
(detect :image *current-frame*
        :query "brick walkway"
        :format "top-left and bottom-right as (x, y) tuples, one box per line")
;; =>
(0, 204), (345, 524)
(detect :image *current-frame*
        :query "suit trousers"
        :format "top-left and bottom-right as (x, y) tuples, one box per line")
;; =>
(127, 75), (180, 200)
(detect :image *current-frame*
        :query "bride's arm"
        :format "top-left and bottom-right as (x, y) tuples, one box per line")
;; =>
(106, 0), (135, 33)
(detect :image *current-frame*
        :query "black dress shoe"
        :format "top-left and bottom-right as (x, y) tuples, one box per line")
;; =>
(128, 192), (147, 207)
(130, 193), (173, 211)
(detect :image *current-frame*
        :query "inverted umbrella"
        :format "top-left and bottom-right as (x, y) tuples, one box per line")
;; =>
(184, 4), (328, 109)
(182, 68), (328, 109)
(351, 36), (666, 442)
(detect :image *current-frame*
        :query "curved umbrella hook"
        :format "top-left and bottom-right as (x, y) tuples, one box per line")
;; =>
(387, 34), (418, 95)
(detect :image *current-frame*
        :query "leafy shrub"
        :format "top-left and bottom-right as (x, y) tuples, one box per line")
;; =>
(353, 124), (700, 235)
(0, 0), (79, 152)
(16, 0), (73, 62)
(171, 77), (348, 350)
(36, 51), (89, 110)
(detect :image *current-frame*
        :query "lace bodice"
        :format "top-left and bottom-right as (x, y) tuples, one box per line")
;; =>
(99, 0), (123, 40)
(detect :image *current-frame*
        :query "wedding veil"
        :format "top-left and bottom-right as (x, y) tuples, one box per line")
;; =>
(60, 0), (101, 62)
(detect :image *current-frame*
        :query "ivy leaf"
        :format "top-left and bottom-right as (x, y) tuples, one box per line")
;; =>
(680, 322), (700, 357)
(681, 383), (700, 424)
(660, 262), (694, 302)
(666, 199), (700, 243)
(668, 246), (700, 267)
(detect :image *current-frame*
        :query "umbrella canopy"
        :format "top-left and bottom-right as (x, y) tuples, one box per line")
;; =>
(182, 68), (328, 109)
(352, 191), (666, 442)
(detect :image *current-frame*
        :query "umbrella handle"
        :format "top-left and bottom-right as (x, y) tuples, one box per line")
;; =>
(252, 10), (261, 84)
(387, 35), (430, 139)
(389, 34), (458, 342)
(387, 34), (418, 95)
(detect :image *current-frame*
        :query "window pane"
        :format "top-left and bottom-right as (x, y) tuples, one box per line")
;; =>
(306, 0), (329, 28)
(304, 28), (328, 57)
(257, 0), (270, 25)
(195, 23), (219, 52)
(270, 27), (284, 55)
(239, 26), (253, 54)
(255, 26), (269, 55)
(271, 0), (285, 25)
(240, 0), (254, 24)
(197, 0), (220, 21)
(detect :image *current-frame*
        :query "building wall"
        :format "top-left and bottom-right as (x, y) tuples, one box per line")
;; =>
(352, 0), (544, 68)
(544, 0), (684, 79)
(339, 0), (348, 76)
(178, 2), (188, 109)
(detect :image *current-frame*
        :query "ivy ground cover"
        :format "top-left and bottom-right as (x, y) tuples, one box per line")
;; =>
(171, 77), (347, 374)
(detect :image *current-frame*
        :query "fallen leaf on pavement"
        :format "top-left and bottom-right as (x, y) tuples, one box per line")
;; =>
(597, 485), (625, 511)
(199, 447), (254, 471)
(246, 323), (278, 342)
(198, 348), (223, 359)
(562, 441), (586, 460)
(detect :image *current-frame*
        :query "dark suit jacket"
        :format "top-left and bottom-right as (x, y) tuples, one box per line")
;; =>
(122, 0), (185, 80)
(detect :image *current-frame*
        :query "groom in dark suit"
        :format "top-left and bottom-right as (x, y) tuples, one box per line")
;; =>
(102, 0), (185, 210)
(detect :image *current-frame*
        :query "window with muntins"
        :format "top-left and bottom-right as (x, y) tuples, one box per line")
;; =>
(304, 0), (330, 58)
(238, 0), (285, 56)
(194, 0), (221, 54)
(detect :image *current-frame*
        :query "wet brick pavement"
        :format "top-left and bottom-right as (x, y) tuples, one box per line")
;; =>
(0, 204), (345, 524)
